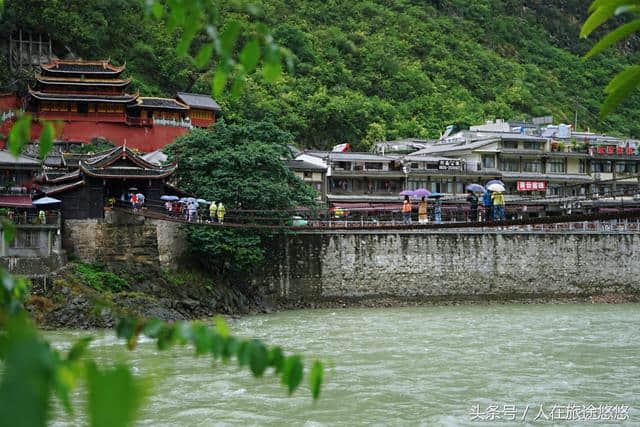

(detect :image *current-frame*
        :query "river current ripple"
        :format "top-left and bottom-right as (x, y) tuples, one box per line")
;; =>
(49, 304), (640, 426)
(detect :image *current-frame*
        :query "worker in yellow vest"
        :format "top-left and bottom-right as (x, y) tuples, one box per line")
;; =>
(491, 191), (506, 221)
(217, 202), (226, 224)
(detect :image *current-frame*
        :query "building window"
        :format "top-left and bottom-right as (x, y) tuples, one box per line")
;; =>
(365, 162), (383, 170)
(10, 231), (39, 248)
(335, 162), (350, 170)
(522, 160), (542, 173)
(523, 142), (541, 150)
(410, 162), (419, 169)
(579, 160), (587, 173)
(455, 182), (463, 194)
(409, 181), (428, 191)
(547, 160), (565, 173)
(426, 163), (438, 170)
(303, 171), (312, 178)
(482, 155), (495, 169)
(615, 162), (637, 173)
(314, 183), (322, 191)
(499, 158), (519, 172)
(592, 161), (612, 173)
(502, 141), (518, 149)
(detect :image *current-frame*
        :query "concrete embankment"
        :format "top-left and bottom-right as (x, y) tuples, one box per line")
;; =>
(17, 214), (640, 328)
(259, 230), (640, 304)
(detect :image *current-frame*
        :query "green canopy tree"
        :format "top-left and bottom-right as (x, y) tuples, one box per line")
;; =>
(165, 119), (316, 276)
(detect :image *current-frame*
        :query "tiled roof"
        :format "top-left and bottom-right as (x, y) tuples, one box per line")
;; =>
(43, 155), (64, 167)
(412, 138), (500, 155)
(500, 172), (594, 182)
(176, 92), (221, 111)
(328, 152), (395, 161)
(36, 75), (131, 86)
(0, 150), (41, 167)
(403, 154), (458, 162)
(285, 159), (327, 171)
(29, 88), (136, 103)
(44, 170), (80, 184)
(42, 180), (85, 196)
(141, 150), (168, 165)
(79, 165), (177, 178)
(41, 59), (125, 74)
(131, 97), (189, 110)
(79, 145), (177, 179)
(0, 196), (33, 208)
(62, 152), (100, 167)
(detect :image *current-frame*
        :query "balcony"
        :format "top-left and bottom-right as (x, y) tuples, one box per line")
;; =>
(330, 169), (405, 178)
(37, 111), (126, 123)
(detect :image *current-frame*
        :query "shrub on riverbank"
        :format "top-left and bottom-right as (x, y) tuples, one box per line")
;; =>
(75, 263), (129, 293)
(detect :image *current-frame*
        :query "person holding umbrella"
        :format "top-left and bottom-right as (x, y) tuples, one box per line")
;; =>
(482, 189), (493, 221)
(402, 195), (412, 225)
(418, 196), (428, 224)
(466, 190), (478, 222)
(491, 189), (506, 221)
(130, 193), (138, 211)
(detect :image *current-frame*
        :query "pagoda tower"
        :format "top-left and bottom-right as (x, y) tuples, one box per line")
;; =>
(14, 58), (221, 152)
(29, 59), (136, 122)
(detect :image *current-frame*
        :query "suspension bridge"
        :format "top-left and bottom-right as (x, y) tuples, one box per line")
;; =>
(115, 194), (640, 233)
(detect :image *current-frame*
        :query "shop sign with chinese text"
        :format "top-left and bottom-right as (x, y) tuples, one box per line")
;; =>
(517, 180), (546, 191)
(594, 146), (634, 156)
(438, 160), (461, 170)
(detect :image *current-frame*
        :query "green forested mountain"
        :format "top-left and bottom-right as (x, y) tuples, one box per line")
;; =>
(2, 0), (640, 150)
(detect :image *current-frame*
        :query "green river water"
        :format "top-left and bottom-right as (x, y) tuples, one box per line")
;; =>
(48, 304), (640, 426)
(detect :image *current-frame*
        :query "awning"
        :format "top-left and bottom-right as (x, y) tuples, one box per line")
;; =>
(0, 196), (33, 208)
(33, 197), (62, 205)
(599, 207), (640, 213)
(331, 202), (371, 210)
(330, 202), (404, 212)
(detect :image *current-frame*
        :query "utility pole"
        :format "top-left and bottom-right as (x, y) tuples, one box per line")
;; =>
(574, 101), (578, 131)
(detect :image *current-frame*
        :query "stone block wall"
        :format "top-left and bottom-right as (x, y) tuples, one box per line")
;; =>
(263, 231), (640, 301)
(63, 215), (188, 268)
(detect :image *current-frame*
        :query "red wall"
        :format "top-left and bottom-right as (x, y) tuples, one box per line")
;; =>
(191, 117), (215, 128)
(0, 94), (19, 111)
(0, 94), (193, 152)
(29, 121), (189, 152)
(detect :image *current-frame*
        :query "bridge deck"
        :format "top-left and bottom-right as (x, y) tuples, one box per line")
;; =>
(115, 207), (640, 232)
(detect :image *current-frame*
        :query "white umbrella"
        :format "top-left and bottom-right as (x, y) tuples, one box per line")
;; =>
(487, 183), (506, 192)
(33, 197), (62, 205)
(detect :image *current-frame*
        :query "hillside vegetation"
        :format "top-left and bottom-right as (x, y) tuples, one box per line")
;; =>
(2, 0), (640, 150)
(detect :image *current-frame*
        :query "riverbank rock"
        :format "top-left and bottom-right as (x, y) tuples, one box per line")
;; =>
(26, 262), (269, 329)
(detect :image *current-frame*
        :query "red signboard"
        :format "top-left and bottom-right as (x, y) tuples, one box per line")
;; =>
(594, 145), (636, 156)
(517, 181), (547, 192)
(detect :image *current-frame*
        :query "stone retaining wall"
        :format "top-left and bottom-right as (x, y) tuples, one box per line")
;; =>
(63, 213), (188, 268)
(262, 231), (640, 301)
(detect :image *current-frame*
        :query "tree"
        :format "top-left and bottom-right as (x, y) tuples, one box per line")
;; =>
(165, 120), (316, 277)
(581, 0), (640, 116)
(362, 122), (387, 151)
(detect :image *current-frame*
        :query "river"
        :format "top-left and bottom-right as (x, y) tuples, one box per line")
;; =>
(49, 304), (640, 426)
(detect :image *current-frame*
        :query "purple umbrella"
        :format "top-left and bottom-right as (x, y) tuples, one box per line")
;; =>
(412, 188), (431, 197)
(399, 190), (414, 196)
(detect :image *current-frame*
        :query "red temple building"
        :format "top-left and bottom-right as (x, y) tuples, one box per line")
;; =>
(0, 59), (221, 152)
